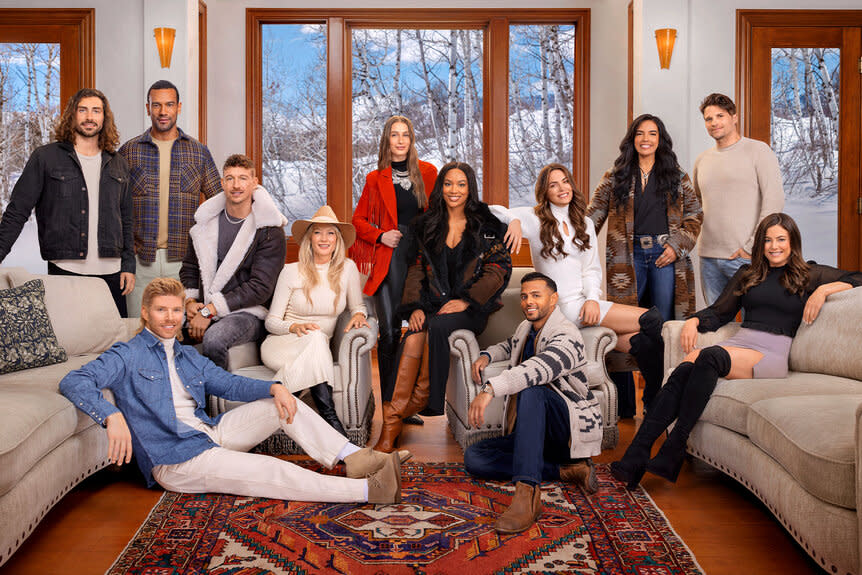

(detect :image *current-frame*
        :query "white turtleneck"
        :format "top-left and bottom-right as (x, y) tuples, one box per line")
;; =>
(488, 203), (603, 319)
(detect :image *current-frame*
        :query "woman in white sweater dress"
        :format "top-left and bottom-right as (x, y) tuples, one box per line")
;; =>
(261, 206), (368, 435)
(491, 163), (664, 402)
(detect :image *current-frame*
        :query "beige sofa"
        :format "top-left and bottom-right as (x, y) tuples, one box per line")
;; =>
(662, 286), (862, 575)
(446, 267), (620, 451)
(0, 267), (137, 567)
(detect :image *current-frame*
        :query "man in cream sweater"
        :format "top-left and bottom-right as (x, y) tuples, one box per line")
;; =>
(693, 93), (784, 304)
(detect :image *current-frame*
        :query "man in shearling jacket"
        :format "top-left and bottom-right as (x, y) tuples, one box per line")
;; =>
(465, 271), (603, 534)
(180, 154), (286, 370)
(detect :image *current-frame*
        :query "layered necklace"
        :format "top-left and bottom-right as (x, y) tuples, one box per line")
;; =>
(639, 164), (653, 189)
(223, 210), (247, 225)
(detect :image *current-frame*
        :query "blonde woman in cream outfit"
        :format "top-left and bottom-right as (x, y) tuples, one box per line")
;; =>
(261, 206), (368, 436)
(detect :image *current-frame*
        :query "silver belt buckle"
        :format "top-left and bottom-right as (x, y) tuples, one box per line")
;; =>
(638, 236), (653, 249)
(657, 234), (669, 246)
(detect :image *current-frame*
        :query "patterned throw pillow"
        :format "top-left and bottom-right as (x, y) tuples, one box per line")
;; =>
(0, 279), (67, 375)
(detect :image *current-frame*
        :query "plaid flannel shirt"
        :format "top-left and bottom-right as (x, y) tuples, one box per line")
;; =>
(119, 128), (222, 263)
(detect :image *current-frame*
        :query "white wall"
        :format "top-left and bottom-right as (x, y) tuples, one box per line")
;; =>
(638, 0), (862, 173)
(205, 0), (630, 193)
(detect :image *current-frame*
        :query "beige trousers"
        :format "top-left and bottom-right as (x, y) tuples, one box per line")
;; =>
(127, 249), (182, 318)
(152, 399), (367, 502)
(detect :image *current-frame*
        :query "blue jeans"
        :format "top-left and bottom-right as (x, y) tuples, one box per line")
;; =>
(464, 386), (571, 485)
(700, 256), (749, 306)
(201, 312), (265, 370)
(633, 239), (675, 322)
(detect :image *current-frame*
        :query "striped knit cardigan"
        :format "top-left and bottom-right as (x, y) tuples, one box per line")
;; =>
(483, 307), (603, 458)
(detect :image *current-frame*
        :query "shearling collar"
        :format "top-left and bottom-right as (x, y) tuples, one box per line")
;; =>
(193, 185), (287, 229)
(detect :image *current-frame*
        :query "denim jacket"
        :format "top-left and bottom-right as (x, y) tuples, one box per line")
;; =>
(59, 329), (273, 486)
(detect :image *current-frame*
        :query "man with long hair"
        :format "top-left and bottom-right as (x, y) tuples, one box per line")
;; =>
(120, 80), (222, 317)
(60, 277), (403, 504)
(0, 88), (135, 316)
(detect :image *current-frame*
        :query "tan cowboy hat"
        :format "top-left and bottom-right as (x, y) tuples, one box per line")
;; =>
(291, 205), (356, 248)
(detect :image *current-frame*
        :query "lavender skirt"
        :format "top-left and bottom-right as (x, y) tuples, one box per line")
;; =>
(714, 327), (793, 379)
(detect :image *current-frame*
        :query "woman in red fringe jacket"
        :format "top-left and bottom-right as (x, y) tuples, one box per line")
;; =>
(351, 116), (438, 403)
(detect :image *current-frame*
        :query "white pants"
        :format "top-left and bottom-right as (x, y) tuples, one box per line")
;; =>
(152, 399), (367, 502)
(127, 249), (183, 318)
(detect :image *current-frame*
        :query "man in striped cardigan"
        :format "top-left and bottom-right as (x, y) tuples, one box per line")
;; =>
(465, 272), (603, 534)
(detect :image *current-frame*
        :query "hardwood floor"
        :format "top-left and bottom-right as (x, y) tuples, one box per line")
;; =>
(2, 371), (823, 574)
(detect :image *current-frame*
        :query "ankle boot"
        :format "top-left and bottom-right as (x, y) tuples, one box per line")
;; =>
(374, 353), (422, 453)
(560, 459), (598, 494)
(403, 343), (430, 418)
(647, 347), (731, 482)
(309, 382), (347, 436)
(366, 451), (402, 504)
(610, 361), (695, 489)
(630, 307), (665, 410)
(495, 482), (542, 533)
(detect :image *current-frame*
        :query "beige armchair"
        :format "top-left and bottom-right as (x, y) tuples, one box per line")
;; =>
(209, 297), (378, 451)
(445, 269), (620, 451)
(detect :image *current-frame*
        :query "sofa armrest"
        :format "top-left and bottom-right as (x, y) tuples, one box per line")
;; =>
(333, 314), (378, 429)
(856, 402), (862, 565)
(662, 320), (742, 376)
(579, 326), (618, 388)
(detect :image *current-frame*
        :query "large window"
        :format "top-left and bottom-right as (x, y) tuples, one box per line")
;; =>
(248, 9), (588, 263)
(0, 9), (94, 273)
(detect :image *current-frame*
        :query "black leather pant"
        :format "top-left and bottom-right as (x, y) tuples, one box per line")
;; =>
(375, 225), (411, 398)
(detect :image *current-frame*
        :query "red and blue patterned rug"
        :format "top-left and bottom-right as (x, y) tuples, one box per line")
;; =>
(107, 462), (703, 574)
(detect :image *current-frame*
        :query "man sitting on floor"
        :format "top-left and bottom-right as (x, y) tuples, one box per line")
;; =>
(59, 277), (402, 504)
(465, 271), (603, 533)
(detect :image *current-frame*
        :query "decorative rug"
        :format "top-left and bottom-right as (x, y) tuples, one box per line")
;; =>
(107, 462), (703, 575)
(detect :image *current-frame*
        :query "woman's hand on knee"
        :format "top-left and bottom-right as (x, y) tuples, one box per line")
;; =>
(680, 317), (699, 354)
(579, 300), (600, 326)
(290, 322), (320, 336)
(408, 309), (426, 332)
(438, 299), (469, 315)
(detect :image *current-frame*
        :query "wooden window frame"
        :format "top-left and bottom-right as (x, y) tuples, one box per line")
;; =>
(199, 1), (208, 145)
(0, 8), (95, 106)
(246, 8), (590, 263)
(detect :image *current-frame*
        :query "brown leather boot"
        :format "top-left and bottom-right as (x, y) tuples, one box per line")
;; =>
(495, 482), (542, 534)
(373, 353), (421, 453)
(560, 460), (599, 494)
(403, 342), (430, 418)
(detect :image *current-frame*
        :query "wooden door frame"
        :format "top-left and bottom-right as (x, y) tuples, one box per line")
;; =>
(0, 9), (95, 106)
(737, 10), (862, 269)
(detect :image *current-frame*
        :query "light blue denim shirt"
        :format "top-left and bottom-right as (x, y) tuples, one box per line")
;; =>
(59, 329), (273, 486)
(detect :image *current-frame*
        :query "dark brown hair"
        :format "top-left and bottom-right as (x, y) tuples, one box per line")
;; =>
(699, 93), (737, 116)
(377, 115), (426, 209)
(53, 88), (120, 153)
(533, 163), (590, 260)
(736, 213), (810, 297)
(223, 153), (254, 172)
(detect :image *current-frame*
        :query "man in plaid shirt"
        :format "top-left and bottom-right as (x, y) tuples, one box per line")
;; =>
(120, 80), (222, 316)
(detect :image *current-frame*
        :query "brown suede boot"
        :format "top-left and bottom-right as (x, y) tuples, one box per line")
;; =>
(403, 342), (430, 418)
(495, 482), (542, 534)
(373, 353), (421, 453)
(560, 460), (599, 494)
(366, 451), (402, 504)
(344, 447), (413, 478)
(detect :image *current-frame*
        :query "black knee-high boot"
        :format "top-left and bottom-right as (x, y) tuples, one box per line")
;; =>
(629, 307), (665, 410)
(610, 361), (695, 489)
(309, 382), (347, 436)
(647, 346), (731, 482)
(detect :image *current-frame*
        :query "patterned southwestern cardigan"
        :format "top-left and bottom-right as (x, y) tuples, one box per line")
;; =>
(586, 167), (703, 319)
(482, 307), (603, 459)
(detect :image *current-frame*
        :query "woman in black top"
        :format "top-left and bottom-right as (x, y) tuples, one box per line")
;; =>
(373, 162), (512, 453)
(611, 212), (862, 489)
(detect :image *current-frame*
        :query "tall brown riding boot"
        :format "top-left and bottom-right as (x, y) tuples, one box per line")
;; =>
(403, 343), (430, 418)
(495, 482), (543, 534)
(373, 353), (421, 453)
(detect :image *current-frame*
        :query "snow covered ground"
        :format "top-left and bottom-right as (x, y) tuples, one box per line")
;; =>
(783, 194), (836, 267)
(2, 217), (46, 274)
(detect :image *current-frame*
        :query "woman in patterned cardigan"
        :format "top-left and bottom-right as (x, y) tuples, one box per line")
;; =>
(374, 162), (512, 453)
(587, 114), (703, 407)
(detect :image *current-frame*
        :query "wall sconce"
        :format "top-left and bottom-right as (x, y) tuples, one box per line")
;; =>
(655, 28), (677, 69)
(154, 27), (176, 69)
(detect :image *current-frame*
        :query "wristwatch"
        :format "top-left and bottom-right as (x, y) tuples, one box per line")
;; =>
(480, 382), (495, 397)
(199, 306), (213, 319)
